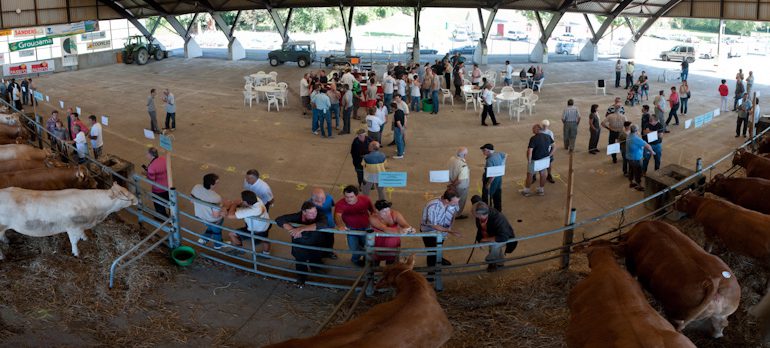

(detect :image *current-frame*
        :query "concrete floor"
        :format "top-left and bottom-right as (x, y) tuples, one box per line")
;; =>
(31, 55), (760, 267)
(19, 55), (764, 345)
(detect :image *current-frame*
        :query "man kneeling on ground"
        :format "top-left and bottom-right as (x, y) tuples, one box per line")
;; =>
(472, 199), (517, 272)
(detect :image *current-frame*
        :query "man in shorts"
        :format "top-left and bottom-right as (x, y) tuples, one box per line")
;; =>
(521, 124), (554, 197)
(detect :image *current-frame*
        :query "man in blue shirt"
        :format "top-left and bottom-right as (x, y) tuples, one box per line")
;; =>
(626, 124), (655, 191)
(736, 92), (752, 138)
(309, 187), (336, 259)
(311, 86), (332, 138)
(480, 143), (506, 212)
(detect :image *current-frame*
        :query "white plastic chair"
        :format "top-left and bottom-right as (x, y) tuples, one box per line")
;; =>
(463, 92), (476, 111)
(267, 82), (277, 86)
(510, 103), (526, 122)
(275, 88), (287, 106)
(521, 88), (534, 98)
(595, 79), (606, 96)
(269, 71), (278, 82)
(518, 79), (528, 90)
(523, 94), (538, 114)
(243, 90), (256, 108)
(244, 84), (253, 92)
(441, 89), (453, 105)
(266, 93), (280, 112)
(277, 82), (288, 89)
(533, 78), (545, 92)
(256, 71), (265, 75)
(501, 86), (514, 94)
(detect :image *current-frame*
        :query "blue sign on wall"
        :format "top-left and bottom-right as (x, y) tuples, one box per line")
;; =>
(159, 134), (172, 152)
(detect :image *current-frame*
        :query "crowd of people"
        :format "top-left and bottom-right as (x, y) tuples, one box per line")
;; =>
(1, 77), (36, 111)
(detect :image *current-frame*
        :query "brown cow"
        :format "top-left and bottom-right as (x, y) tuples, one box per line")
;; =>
(706, 174), (770, 214)
(758, 134), (770, 154)
(0, 144), (48, 162)
(0, 136), (25, 145)
(265, 255), (453, 348)
(733, 149), (770, 180)
(675, 192), (770, 263)
(0, 166), (94, 190)
(0, 124), (27, 139)
(567, 240), (696, 348)
(750, 292), (770, 343)
(624, 221), (740, 338)
(0, 157), (63, 173)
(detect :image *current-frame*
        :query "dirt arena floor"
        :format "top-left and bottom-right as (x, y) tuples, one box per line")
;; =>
(1, 55), (768, 346)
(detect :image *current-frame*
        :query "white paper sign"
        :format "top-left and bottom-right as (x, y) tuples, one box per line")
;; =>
(646, 131), (658, 143)
(59, 100), (64, 108)
(533, 157), (550, 172)
(756, 91), (761, 97)
(45, 95), (49, 102)
(429, 170), (450, 183)
(21, 86), (26, 93)
(714, 108), (720, 117)
(486, 165), (506, 178)
(143, 129), (155, 139)
(685, 119), (692, 129)
(76, 106), (81, 114)
(606, 143), (620, 155)
(101, 115), (108, 126)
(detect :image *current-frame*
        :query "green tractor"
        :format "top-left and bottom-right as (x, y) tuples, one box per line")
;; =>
(122, 35), (166, 65)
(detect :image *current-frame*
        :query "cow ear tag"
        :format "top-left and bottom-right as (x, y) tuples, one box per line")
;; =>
(722, 271), (731, 279)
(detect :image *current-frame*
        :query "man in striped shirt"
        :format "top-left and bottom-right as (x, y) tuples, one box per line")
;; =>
(561, 99), (580, 150)
(421, 189), (461, 274)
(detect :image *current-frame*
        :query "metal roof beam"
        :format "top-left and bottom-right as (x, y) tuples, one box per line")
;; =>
(97, 0), (155, 40)
(268, 7), (292, 44)
(477, 5), (499, 44)
(590, 0), (635, 44)
(633, 0), (683, 42)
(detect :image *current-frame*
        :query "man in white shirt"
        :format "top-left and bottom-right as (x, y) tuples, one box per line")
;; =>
(300, 73), (310, 116)
(218, 190), (271, 256)
(397, 76), (407, 100)
(366, 108), (385, 143)
(383, 72), (395, 112)
(480, 84), (499, 126)
(88, 115), (104, 159)
(504, 60), (513, 86)
(71, 125), (88, 164)
(244, 169), (274, 211)
(192, 173), (224, 249)
(448, 147), (470, 219)
(341, 69), (355, 89)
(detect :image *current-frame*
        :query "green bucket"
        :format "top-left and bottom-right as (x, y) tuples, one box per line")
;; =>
(171, 246), (197, 267)
(422, 98), (433, 113)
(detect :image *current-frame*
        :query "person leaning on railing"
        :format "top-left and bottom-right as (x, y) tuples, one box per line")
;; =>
(369, 199), (414, 266)
(216, 190), (271, 257)
(275, 201), (330, 286)
(420, 189), (461, 274)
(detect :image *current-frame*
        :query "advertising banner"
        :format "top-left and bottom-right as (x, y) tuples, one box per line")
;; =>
(62, 37), (78, 56)
(13, 27), (43, 37)
(45, 20), (98, 37)
(18, 50), (35, 57)
(87, 40), (112, 50)
(9, 37), (53, 52)
(2, 60), (55, 76)
(62, 55), (78, 67)
(80, 31), (106, 41)
(0, 29), (12, 36)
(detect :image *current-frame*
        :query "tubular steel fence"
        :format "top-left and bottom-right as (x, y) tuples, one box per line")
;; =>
(5, 95), (767, 294)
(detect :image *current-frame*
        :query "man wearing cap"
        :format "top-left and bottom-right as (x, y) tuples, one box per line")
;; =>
(561, 99), (580, 150)
(601, 107), (628, 164)
(521, 124), (554, 197)
(473, 202), (516, 272)
(350, 129), (372, 189)
(480, 143), (506, 212)
(447, 147), (470, 219)
(626, 124), (655, 191)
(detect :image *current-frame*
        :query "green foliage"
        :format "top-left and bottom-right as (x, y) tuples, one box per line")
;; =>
(670, 18), (756, 36)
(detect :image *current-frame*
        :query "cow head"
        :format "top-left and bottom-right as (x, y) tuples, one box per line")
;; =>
(674, 189), (701, 215)
(573, 240), (624, 269)
(108, 182), (138, 206)
(732, 149), (748, 167)
(375, 254), (416, 289)
(704, 173), (726, 194)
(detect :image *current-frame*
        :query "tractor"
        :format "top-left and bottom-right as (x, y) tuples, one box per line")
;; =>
(122, 35), (166, 65)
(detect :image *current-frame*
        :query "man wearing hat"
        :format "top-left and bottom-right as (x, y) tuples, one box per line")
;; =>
(350, 129), (372, 190)
(473, 201), (516, 272)
(480, 143), (506, 212)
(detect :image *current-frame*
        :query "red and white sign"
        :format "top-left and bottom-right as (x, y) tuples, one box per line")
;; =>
(3, 59), (55, 76)
(13, 28), (43, 37)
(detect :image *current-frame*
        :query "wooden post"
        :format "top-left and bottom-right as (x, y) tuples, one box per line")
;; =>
(560, 150), (576, 269)
(750, 91), (758, 144)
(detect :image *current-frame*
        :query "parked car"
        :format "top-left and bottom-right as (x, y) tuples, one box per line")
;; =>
(556, 41), (578, 55)
(449, 45), (475, 55)
(452, 29), (469, 42)
(419, 49), (438, 55)
(324, 55), (362, 67)
(268, 40), (316, 67)
(558, 33), (577, 42)
(659, 45), (695, 63)
(504, 30), (528, 41)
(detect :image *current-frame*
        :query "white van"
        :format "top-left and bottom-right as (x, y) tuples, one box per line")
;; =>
(660, 45), (695, 63)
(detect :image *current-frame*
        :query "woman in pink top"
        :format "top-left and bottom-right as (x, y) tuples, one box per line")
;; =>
(665, 86), (680, 127)
(143, 147), (169, 217)
(369, 199), (413, 264)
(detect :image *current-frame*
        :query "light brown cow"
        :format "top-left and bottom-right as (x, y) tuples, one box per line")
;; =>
(0, 157), (61, 173)
(733, 149), (770, 180)
(675, 192), (770, 263)
(706, 174), (770, 214)
(0, 166), (94, 190)
(567, 240), (696, 348)
(265, 255), (453, 348)
(0, 135), (25, 145)
(0, 144), (48, 162)
(624, 221), (740, 338)
(758, 134), (770, 154)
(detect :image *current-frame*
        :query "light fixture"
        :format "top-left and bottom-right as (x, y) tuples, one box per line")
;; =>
(15, 8), (21, 14)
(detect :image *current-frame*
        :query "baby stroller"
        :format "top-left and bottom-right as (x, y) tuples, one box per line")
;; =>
(625, 84), (640, 106)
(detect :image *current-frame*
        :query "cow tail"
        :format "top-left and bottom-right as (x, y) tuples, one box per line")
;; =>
(679, 278), (719, 331)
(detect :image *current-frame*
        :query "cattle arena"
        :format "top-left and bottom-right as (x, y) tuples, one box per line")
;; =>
(1, 56), (770, 347)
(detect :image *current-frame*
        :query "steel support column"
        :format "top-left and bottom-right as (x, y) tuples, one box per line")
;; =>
(268, 7), (292, 44)
(412, 6), (421, 63)
(96, 0), (154, 41)
(475, 6), (498, 65)
(339, 5), (355, 56)
(621, 0), (683, 59)
(591, 0), (635, 44)
(529, 0), (575, 63)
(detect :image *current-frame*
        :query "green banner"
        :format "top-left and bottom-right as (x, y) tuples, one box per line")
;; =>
(9, 37), (53, 52)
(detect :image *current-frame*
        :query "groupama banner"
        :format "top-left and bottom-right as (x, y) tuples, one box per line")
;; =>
(9, 37), (53, 52)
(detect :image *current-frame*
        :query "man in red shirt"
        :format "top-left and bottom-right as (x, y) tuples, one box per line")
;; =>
(665, 86), (680, 128)
(334, 185), (375, 267)
(719, 79), (730, 112)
